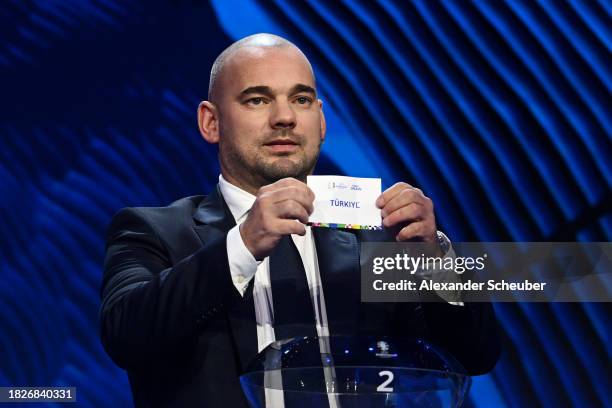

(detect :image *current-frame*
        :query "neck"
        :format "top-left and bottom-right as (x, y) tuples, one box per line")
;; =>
(220, 170), (261, 196)
(220, 167), (309, 196)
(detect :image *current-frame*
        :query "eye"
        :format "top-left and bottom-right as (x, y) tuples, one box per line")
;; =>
(246, 97), (268, 106)
(295, 96), (312, 105)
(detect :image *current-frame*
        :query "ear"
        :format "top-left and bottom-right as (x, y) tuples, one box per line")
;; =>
(318, 99), (326, 144)
(198, 101), (220, 144)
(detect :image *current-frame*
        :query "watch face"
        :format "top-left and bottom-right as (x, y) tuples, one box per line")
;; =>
(437, 232), (450, 254)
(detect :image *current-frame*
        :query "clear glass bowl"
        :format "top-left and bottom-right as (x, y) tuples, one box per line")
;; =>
(240, 336), (471, 407)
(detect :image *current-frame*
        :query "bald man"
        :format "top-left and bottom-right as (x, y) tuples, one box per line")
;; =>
(100, 34), (499, 407)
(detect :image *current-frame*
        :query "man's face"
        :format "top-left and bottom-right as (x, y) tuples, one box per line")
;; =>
(214, 47), (326, 189)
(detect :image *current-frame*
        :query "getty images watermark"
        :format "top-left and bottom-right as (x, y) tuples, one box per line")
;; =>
(360, 242), (612, 302)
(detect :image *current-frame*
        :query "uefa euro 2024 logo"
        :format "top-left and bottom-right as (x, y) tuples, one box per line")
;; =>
(328, 181), (362, 191)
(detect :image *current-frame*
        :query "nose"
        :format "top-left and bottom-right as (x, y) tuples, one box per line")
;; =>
(269, 98), (296, 129)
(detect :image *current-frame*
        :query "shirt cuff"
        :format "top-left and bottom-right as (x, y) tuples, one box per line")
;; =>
(227, 224), (260, 296)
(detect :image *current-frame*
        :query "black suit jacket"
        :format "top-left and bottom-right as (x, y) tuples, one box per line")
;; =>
(100, 185), (500, 407)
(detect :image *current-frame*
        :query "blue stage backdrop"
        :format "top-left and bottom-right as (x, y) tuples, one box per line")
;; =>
(0, 1), (610, 407)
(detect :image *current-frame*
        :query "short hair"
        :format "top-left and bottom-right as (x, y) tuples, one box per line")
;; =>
(207, 33), (312, 103)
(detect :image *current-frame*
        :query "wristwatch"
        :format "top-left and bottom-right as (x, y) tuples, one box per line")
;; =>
(436, 231), (451, 256)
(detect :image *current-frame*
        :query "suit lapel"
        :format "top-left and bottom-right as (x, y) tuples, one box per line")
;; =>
(312, 227), (361, 335)
(192, 185), (258, 373)
(192, 184), (235, 230)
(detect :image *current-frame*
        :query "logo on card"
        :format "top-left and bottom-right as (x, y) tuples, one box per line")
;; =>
(328, 182), (362, 191)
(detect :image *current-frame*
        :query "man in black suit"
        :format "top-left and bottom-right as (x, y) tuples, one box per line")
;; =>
(100, 33), (499, 407)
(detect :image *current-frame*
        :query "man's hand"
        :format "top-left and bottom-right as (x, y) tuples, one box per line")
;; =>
(240, 178), (315, 260)
(376, 182), (438, 246)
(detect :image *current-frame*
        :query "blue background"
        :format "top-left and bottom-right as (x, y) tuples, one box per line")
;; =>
(0, 0), (610, 407)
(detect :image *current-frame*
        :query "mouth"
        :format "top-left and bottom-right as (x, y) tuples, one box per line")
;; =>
(263, 139), (300, 153)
